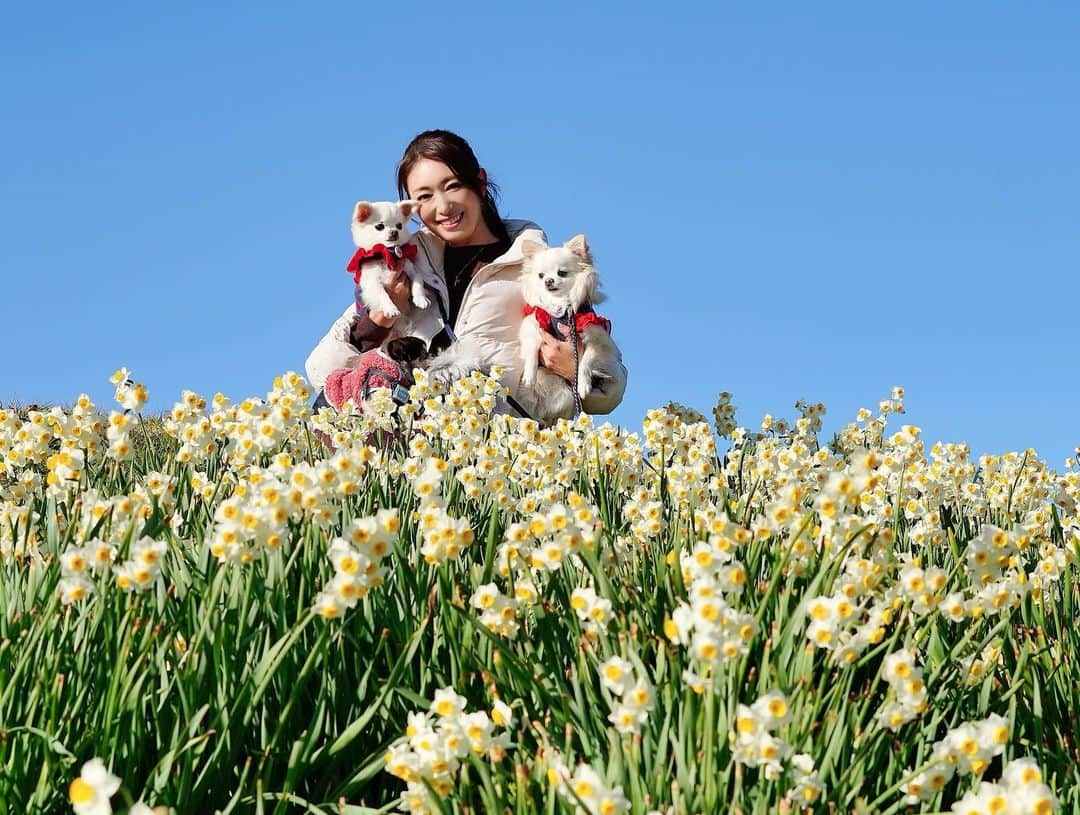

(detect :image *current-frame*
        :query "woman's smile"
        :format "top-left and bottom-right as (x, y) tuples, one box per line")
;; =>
(438, 212), (464, 230)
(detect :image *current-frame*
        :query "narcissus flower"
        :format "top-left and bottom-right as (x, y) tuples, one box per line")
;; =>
(69, 758), (121, 815)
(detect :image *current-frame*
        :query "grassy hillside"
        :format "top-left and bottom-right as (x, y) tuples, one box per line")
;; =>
(1, 374), (1077, 814)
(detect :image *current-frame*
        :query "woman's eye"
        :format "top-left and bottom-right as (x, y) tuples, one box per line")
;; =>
(375, 223), (385, 230)
(446, 181), (461, 190)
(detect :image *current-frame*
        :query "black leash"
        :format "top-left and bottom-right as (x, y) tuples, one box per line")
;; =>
(568, 313), (583, 417)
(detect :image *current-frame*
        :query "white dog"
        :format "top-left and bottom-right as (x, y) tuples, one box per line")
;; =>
(347, 200), (429, 318)
(518, 235), (620, 424)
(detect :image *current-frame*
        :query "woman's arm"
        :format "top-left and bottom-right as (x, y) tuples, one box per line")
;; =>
(305, 304), (366, 392)
(537, 332), (628, 415)
(348, 309), (392, 352)
(306, 268), (419, 391)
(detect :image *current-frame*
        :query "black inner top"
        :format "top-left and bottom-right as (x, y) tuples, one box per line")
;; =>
(442, 238), (512, 330)
(348, 236), (513, 356)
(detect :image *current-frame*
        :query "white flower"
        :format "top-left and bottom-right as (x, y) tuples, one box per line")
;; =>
(69, 758), (121, 815)
(599, 656), (633, 696)
(751, 689), (791, 728)
(59, 574), (94, 605)
(431, 687), (468, 719)
(491, 699), (515, 729)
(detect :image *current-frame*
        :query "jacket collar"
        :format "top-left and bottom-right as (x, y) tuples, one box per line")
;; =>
(415, 219), (546, 272)
(412, 220), (547, 331)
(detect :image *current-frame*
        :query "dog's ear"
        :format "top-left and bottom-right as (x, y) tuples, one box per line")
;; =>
(568, 264), (602, 309)
(398, 200), (419, 219)
(564, 234), (592, 263)
(520, 240), (545, 258)
(352, 202), (373, 223)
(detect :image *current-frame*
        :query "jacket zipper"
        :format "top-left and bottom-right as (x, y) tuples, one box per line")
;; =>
(453, 226), (538, 335)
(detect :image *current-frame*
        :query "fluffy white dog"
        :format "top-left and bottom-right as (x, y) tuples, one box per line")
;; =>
(346, 200), (428, 318)
(517, 235), (620, 424)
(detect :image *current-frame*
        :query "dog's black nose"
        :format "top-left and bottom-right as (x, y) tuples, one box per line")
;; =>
(388, 230), (399, 241)
(544, 278), (557, 291)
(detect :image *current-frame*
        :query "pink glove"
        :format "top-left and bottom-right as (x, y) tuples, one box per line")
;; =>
(324, 349), (412, 409)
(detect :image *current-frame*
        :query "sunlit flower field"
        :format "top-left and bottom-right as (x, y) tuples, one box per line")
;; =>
(2, 370), (1078, 815)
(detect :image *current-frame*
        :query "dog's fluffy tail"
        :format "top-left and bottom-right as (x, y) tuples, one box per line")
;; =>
(422, 338), (488, 387)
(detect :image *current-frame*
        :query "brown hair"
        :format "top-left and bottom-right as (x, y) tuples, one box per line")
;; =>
(397, 129), (509, 243)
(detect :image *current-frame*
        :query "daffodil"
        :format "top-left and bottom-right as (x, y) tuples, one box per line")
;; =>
(69, 758), (120, 815)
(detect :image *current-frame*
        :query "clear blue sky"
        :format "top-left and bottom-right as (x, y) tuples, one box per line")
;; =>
(3, 4), (1077, 464)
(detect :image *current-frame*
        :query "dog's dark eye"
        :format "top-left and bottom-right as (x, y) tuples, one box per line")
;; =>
(375, 223), (385, 231)
(395, 222), (402, 229)
(557, 269), (569, 278)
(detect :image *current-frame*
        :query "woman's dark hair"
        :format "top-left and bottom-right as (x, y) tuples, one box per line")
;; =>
(397, 129), (509, 243)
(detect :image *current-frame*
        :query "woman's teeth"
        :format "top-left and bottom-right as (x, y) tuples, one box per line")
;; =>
(441, 213), (463, 228)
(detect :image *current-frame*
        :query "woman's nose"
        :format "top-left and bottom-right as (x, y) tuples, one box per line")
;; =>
(432, 193), (452, 214)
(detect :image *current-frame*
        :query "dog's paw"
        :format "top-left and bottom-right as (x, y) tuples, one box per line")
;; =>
(520, 362), (539, 388)
(577, 366), (596, 400)
(413, 291), (430, 309)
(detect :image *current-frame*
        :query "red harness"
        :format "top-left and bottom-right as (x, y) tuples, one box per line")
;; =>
(522, 304), (612, 338)
(346, 243), (418, 284)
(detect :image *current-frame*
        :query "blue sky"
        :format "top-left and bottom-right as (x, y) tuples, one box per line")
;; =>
(2, 4), (1078, 464)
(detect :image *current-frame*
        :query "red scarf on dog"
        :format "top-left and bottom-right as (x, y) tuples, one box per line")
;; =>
(346, 244), (418, 284)
(522, 304), (612, 337)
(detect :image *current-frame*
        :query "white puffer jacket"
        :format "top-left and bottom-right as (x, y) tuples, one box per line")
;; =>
(305, 219), (627, 415)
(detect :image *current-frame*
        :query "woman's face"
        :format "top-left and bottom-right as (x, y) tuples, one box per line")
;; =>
(406, 158), (488, 246)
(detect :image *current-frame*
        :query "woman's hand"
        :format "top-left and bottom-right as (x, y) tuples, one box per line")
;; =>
(368, 268), (413, 327)
(537, 329), (584, 382)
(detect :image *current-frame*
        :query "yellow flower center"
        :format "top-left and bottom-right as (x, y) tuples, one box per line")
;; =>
(69, 778), (95, 804)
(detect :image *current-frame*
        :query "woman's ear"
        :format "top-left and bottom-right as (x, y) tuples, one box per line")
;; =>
(477, 168), (488, 193)
(564, 234), (592, 262)
(521, 240), (545, 258)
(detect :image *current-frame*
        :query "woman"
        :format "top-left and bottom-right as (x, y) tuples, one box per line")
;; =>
(305, 129), (627, 418)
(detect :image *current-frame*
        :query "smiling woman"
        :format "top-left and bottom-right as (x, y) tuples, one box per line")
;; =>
(305, 129), (627, 420)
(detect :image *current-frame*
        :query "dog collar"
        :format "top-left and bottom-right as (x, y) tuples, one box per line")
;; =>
(346, 243), (418, 283)
(523, 304), (611, 337)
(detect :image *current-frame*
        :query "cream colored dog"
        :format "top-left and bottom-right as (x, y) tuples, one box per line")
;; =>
(347, 200), (427, 319)
(518, 235), (620, 424)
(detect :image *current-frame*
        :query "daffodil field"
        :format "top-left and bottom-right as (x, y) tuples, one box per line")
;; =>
(2, 371), (1079, 815)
